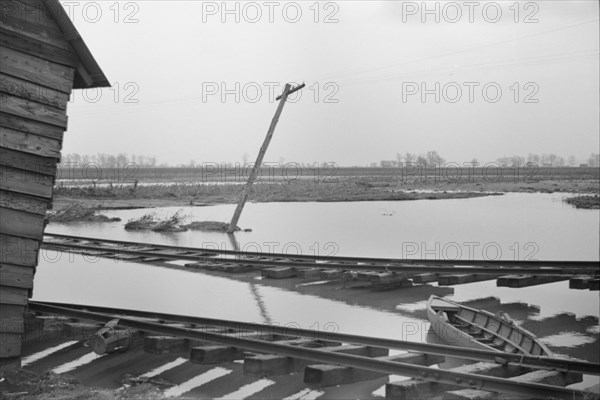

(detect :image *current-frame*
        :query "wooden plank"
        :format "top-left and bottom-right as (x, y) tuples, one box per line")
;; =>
(0, 74), (70, 110)
(0, 147), (57, 175)
(0, 234), (39, 266)
(0, 93), (68, 128)
(0, 190), (48, 215)
(0, 112), (64, 140)
(0, 46), (74, 93)
(0, 207), (45, 239)
(1, 125), (62, 158)
(0, 264), (34, 289)
(0, 165), (54, 198)
(0, 27), (78, 67)
(0, 2), (72, 51)
(0, 304), (25, 333)
(0, 285), (29, 305)
(0, 332), (22, 357)
(3, 0), (71, 39)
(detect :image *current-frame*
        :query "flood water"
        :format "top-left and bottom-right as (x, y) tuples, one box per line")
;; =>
(35, 193), (600, 374)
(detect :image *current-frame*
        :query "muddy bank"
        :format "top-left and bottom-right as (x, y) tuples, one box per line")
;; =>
(52, 174), (599, 212)
(0, 369), (165, 399)
(52, 179), (509, 212)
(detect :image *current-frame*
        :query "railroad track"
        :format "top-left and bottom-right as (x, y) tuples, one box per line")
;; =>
(43, 233), (600, 290)
(27, 301), (600, 400)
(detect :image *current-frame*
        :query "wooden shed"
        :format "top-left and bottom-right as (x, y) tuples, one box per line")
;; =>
(0, 0), (109, 361)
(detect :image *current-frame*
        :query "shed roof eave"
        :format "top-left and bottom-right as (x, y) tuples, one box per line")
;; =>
(42, 0), (110, 89)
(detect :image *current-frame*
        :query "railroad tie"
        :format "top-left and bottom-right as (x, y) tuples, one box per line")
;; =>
(304, 352), (445, 388)
(244, 344), (388, 377)
(443, 369), (583, 400)
(496, 275), (568, 288)
(386, 362), (524, 400)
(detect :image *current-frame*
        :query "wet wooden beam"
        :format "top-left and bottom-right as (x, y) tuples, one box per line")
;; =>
(319, 269), (343, 280)
(143, 336), (189, 355)
(438, 274), (498, 286)
(297, 268), (322, 279)
(261, 267), (297, 279)
(496, 275), (568, 288)
(189, 345), (245, 364)
(569, 275), (596, 289)
(412, 273), (439, 284)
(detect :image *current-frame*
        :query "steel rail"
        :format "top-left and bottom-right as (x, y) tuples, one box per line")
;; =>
(30, 301), (600, 376)
(42, 234), (599, 275)
(28, 302), (595, 400)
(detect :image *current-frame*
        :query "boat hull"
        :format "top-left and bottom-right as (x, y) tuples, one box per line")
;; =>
(426, 296), (552, 357)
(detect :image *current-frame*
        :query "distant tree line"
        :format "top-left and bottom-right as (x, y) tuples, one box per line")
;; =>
(373, 152), (600, 168)
(60, 153), (158, 167)
(497, 153), (599, 167)
(59, 151), (600, 169)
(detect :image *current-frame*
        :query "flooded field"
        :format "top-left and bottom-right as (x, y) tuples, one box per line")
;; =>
(36, 192), (599, 372)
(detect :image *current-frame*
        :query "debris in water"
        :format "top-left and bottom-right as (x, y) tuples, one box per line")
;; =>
(183, 221), (240, 232)
(564, 195), (599, 209)
(49, 203), (121, 223)
(125, 210), (187, 232)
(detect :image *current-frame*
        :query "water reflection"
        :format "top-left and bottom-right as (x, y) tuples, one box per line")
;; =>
(34, 252), (427, 341)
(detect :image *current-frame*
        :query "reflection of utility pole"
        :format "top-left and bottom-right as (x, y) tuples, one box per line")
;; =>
(227, 83), (305, 233)
(226, 233), (272, 325)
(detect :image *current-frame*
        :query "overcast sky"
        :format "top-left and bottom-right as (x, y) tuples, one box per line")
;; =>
(62, 1), (599, 166)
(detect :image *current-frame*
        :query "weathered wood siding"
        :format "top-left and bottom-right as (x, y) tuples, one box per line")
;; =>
(0, 0), (76, 358)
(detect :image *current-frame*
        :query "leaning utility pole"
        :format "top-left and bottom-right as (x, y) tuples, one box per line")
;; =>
(227, 82), (305, 233)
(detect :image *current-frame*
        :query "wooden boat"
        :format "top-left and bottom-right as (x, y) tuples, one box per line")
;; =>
(426, 295), (553, 356)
